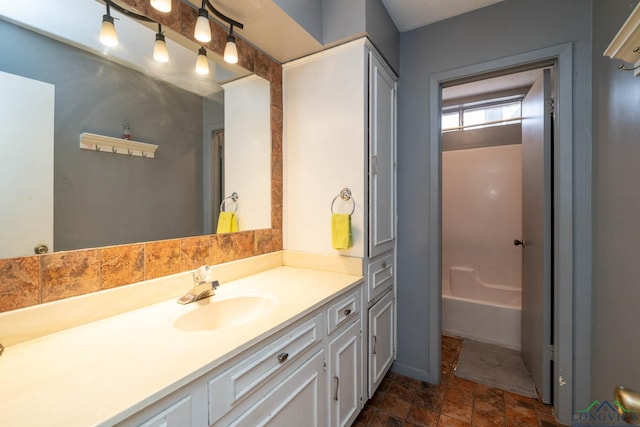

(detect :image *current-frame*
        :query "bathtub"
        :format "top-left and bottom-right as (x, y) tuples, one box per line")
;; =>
(442, 267), (522, 350)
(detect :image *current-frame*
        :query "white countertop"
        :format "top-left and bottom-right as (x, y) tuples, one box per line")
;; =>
(0, 264), (363, 427)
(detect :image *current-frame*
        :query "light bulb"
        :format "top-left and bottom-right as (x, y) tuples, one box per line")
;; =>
(100, 15), (118, 47)
(195, 47), (209, 75)
(224, 36), (238, 64)
(194, 9), (211, 43)
(150, 0), (171, 13)
(153, 34), (169, 62)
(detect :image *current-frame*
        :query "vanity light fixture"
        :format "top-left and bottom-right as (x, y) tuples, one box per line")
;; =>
(224, 25), (238, 64)
(195, 47), (210, 75)
(150, 0), (171, 13)
(153, 24), (169, 62)
(99, 0), (118, 47)
(196, 0), (245, 63)
(194, 0), (211, 43)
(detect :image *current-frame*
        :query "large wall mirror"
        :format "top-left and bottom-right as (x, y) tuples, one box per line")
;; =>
(0, 0), (272, 259)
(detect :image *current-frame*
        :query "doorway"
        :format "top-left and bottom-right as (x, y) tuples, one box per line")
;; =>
(426, 43), (576, 423)
(439, 66), (554, 405)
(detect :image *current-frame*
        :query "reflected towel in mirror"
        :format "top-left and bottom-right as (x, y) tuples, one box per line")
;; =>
(331, 213), (353, 250)
(217, 212), (238, 233)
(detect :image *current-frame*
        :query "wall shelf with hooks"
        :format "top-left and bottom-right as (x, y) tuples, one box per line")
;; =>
(79, 132), (158, 158)
(604, 2), (640, 76)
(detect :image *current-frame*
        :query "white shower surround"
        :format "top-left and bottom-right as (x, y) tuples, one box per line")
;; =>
(441, 144), (523, 349)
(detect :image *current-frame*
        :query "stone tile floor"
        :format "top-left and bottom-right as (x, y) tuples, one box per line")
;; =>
(353, 335), (565, 426)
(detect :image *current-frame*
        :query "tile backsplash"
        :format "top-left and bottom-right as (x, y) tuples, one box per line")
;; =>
(0, 229), (282, 313)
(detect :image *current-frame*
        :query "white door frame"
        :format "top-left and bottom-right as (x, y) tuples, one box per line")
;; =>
(427, 43), (586, 424)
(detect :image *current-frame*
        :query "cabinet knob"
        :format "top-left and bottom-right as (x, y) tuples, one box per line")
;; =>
(277, 352), (289, 363)
(343, 308), (352, 316)
(382, 261), (387, 269)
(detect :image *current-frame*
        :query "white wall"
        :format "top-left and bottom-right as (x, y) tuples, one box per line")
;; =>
(222, 75), (272, 231)
(442, 144), (522, 293)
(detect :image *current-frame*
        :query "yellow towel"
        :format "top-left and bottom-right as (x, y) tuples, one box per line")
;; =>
(331, 213), (353, 250)
(217, 212), (238, 233)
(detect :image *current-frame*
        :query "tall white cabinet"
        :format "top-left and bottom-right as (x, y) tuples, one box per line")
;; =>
(283, 37), (397, 406)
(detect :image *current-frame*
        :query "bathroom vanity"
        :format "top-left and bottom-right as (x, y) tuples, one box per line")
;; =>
(0, 252), (364, 427)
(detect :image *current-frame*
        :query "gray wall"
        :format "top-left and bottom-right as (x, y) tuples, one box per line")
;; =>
(591, 0), (640, 403)
(394, 0), (592, 408)
(274, 0), (324, 43)
(323, 0), (399, 73)
(0, 20), (206, 251)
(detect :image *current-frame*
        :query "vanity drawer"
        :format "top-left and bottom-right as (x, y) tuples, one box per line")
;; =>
(326, 286), (361, 335)
(208, 312), (324, 424)
(367, 252), (394, 302)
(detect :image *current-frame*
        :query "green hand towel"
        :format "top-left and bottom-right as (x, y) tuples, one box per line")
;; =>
(331, 213), (353, 250)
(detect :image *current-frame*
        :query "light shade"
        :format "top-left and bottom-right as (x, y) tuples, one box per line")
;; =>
(194, 10), (211, 43)
(153, 34), (169, 62)
(224, 36), (238, 64)
(100, 15), (118, 47)
(195, 47), (209, 75)
(150, 0), (171, 13)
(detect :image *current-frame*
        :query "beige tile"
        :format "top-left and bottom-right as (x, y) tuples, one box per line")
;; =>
(0, 256), (41, 312)
(100, 244), (144, 289)
(42, 250), (100, 303)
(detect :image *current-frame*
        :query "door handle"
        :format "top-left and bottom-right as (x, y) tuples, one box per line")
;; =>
(614, 386), (640, 424)
(514, 239), (526, 247)
(334, 376), (340, 401)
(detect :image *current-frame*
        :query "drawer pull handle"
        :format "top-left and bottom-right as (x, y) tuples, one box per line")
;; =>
(343, 308), (352, 316)
(373, 336), (377, 355)
(277, 353), (289, 363)
(334, 376), (340, 401)
(382, 261), (387, 268)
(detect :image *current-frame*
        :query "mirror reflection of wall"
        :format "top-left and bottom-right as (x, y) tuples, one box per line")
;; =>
(0, 1), (272, 259)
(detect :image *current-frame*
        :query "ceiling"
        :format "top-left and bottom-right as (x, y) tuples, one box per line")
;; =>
(201, 0), (507, 62)
(443, 69), (540, 101)
(380, 0), (505, 32)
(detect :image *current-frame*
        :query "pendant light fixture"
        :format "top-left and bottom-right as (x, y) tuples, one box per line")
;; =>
(194, 0), (211, 43)
(153, 24), (169, 62)
(195, 47), (210, 75)
(224, 25), (238, 64)
(100, 0), (118, 47)
(150, 0), (171, 13)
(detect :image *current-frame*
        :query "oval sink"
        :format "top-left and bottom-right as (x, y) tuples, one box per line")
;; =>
(173, 294), (276, 332)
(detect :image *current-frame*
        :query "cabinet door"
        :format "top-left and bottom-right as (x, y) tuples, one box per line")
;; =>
(224, 349), (326, 427)
(328, 320), (362, 427)
(368, 52), (396, 258)
(138, 396), (192, 427)
(368, 291), (395, 397)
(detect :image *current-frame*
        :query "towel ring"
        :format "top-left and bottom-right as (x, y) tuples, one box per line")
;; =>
(331, 188), (355, 215)
(220, 192), (239, 213)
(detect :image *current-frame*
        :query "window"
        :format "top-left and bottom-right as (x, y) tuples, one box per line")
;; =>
(442, 99), (522, 132)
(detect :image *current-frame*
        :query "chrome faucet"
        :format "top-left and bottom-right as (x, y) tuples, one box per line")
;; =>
(177, 265), (220, 305)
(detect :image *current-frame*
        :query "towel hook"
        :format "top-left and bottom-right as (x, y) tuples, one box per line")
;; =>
(331, 188), (355, 215)
(220, 192), (239, 213)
